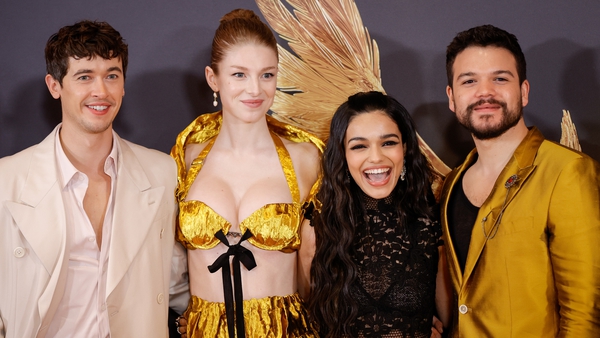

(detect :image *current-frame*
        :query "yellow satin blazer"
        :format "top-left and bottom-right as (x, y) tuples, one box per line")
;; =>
(440, 127), (600, 337)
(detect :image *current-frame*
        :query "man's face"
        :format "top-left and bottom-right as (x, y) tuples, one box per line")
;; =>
(45, 56), (124, 136)
(446, 46), (529, 140)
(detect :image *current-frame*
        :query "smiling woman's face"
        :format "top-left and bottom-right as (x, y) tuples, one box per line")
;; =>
(344, 110), (405, 199)
(205, 43), (278, 123)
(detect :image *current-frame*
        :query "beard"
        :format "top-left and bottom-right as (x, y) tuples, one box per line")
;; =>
(458, 98), (523, 140)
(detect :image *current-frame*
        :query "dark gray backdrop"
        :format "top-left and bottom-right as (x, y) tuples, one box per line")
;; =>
(2, 0), (600, 166)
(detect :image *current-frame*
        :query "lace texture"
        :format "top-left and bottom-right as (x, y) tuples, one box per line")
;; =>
(349, 193), (441, 338)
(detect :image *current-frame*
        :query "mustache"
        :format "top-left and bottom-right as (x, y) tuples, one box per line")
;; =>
(466, 99), (507, 112)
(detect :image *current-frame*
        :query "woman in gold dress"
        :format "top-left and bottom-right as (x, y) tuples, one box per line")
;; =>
(172, 8), (322, 338)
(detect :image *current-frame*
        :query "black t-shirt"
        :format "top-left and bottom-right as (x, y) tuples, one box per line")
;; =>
(447, 173), (479, 273)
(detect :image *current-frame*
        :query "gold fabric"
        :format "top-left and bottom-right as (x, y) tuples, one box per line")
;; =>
(172, 112), (324, 252)
(183, 293), (319, 338)
(440, 127), (600, 337)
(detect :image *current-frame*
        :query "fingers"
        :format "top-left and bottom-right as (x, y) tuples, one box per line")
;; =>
(175, 316), (188, 337)
(432, 315), (443, 332)
(430, 327), (442, 338)
(431, 315), (444, 338)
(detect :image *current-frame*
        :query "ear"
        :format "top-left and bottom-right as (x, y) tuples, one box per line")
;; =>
(446, 85), (456, 113)
(205, 66), (218, 92)
(520, 79), (530, 108)
(45, 74), (62, 99)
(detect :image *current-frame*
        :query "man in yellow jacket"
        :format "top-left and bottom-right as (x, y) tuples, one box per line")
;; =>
(442, 24), (600, 337)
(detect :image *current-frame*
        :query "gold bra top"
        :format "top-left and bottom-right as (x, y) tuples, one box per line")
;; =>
(172, 112), (324, 253)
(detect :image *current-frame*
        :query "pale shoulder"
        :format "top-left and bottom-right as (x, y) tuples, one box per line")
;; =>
(282, 138), (321, 199)
(182, 142), (211, 171)
(282, 138), (321, 171)
(283, 137), (320, 155)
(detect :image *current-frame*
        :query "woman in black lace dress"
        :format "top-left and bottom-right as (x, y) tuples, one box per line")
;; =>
(308, 91), (452, 338)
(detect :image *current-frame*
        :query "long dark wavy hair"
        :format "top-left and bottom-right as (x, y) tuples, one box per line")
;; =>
(308, 91), (435, 337)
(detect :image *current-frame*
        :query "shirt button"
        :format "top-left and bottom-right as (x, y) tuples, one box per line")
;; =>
(101, 303), (107, 311)
(14, 247), (26, 258)
(157, 293), (164, 304)
(459, 304), (468, 314)
(88, 237), (95, 242)
(160, 228), (164, 239)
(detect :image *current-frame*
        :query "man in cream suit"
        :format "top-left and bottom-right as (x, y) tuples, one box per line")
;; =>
(0, 20), (186, 337)
(441, 25), (600, 337)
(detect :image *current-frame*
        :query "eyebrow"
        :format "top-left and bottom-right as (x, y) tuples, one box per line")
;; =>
(73, 69), (93, 76)
(347, 133), (400, 143)
(230, 65), (277, 72)
(456, 69), (515, 80)
(107, 66), (123, 73)
(72, 67), (123, 76)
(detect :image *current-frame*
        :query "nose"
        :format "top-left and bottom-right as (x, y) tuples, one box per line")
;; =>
(92, 79), (108, 98)
(246, 77), (260, 95)
(368, 146), (383, 163)
(476, 79), (496, 98)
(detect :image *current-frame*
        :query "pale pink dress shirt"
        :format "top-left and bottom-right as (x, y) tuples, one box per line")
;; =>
(46, 130), (118, 338)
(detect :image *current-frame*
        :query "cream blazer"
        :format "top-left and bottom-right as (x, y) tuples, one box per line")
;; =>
(440, 127), (600, 337)
(0, 126), (178, 338)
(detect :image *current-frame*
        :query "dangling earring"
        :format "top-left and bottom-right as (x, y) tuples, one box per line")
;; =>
(400, 159), (406, 181)
(213, 92), (218, 107)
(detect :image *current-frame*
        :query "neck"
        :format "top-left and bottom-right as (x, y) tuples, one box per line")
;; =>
(217, 112), (272, 151)
(471, 120), (529, 174)
(359, 189), (396, 214)
(59, 125), (114, 175)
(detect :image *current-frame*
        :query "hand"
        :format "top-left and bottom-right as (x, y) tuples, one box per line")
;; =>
(431, 315), (443, 338)
(176, 316), (187, 338)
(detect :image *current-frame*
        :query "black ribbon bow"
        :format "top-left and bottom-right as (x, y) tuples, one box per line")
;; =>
(208, 229), (256, 338)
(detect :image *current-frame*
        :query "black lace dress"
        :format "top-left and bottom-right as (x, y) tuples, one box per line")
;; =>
(348, 193), (442, 338)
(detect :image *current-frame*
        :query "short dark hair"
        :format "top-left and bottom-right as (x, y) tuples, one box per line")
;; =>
(446, 24), (526, 87)
(45, 20), (128, 85)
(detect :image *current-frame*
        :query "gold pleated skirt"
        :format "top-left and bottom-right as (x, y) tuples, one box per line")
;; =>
(183, 293), (319, 337)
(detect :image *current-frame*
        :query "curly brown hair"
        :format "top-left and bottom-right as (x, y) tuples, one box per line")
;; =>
(45, 20), (128, 85)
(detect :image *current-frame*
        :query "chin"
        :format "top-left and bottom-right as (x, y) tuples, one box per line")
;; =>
(362, 187), (394, 200)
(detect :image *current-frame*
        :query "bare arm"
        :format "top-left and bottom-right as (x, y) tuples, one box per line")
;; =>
(297, 218), (316, 300)
(435, 245), (453, 328)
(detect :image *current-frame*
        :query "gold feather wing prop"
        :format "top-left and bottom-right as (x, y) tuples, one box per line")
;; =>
(256, 0), (582, 197)
(256, 0), (451, 196)
(560, 110), (582, 151)
(256, 0), (384, 139)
